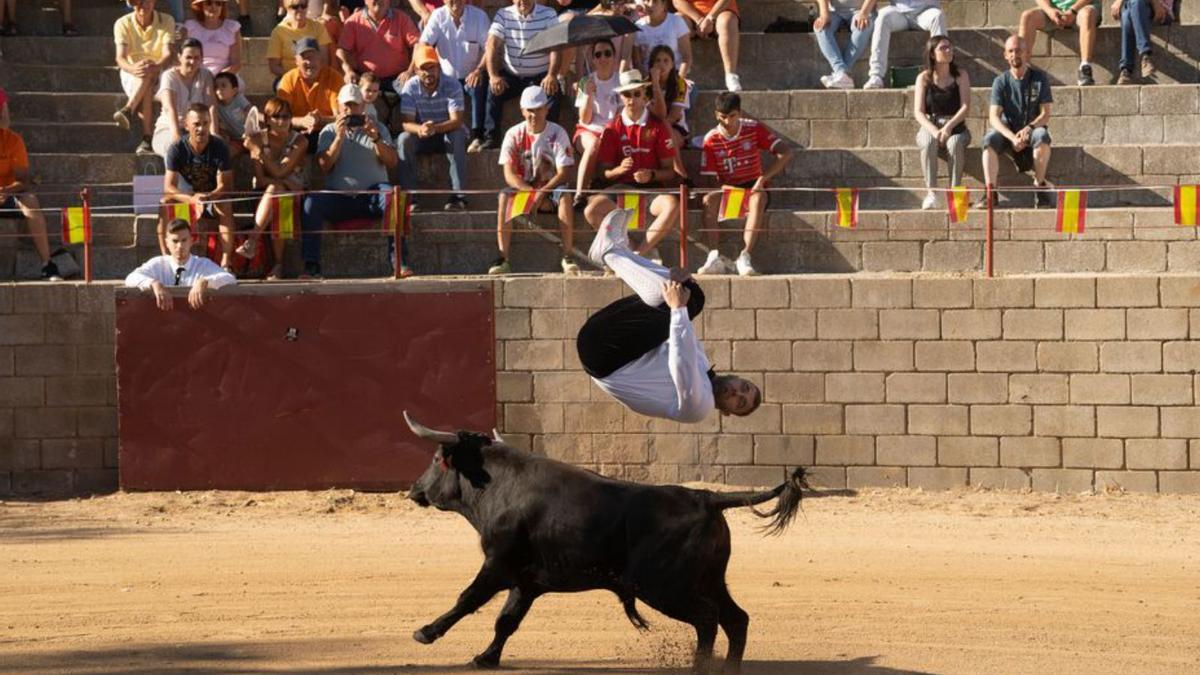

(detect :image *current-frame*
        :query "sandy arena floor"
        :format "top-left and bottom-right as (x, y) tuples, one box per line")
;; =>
(2, 487), (1199, 674)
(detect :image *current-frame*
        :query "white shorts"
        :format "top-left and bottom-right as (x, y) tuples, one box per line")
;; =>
(119, 70), (159, 101)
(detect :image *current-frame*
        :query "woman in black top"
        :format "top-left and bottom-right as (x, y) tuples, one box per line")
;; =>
(913, 35), (970, 210)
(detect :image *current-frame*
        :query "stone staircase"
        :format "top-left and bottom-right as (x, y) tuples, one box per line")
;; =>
(1, 0), (1198, 279)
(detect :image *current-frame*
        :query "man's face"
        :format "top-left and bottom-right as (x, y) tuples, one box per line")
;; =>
(342, 101), (363, 117)
(287, 0), (306, 18)
(365, 0), (385, 15)
(514, 0), (534, 16)
(179, 46), (202, 74)
(186, 110), (211, 145)
(134, 0), (156, 19)
(715, 109), (740, 134)
(297, 49), (322, 79)
(715, 376), (760, 417)
(1004, 37), (1024, 70)
(447, 0), (465, 18)
(522, 104), (547, 131)
(417, 63), (440, 90)
(166, 229), (193, 263)
(620, 86), (647, 117)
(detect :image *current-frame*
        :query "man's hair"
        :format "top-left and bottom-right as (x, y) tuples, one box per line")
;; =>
(166, 218), (192, 235)
(214, 71), (239, 90)
(186, 102), (210, 117)
(359, 71), (379, 85)
(179, 37), (204, 54)
(715, 91), (742, 115)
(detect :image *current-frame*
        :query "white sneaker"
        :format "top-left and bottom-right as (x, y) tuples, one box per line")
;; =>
(587, 208), (631, 268)
(725, 73), (743, 92)
(697, 249), (727, 275)
(735, 250), (759, 276)
(829, 71), (854, 89)
(863, 75), (885, 89)
(921, 190), (938, 210)
(819, 74), (833, 89)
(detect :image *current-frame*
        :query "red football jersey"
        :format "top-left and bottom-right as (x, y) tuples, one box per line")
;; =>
(700, 118), (781, 185)
(597, 110), (676, 184)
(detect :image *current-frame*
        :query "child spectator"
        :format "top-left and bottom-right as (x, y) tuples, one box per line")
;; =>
(864, 0), (945, 89)
(1112, 0), (1174, 83)
(238, 98), (310, 279)
(672, 0), (741, 91)
(634, 0), (691, 79)
(0, 126), (60, 280)
(126, 219), (236, 310)
(647, 45), (690, 186)
(359, 71), (382, 122)
(113, 0), (178, 156)
(573, 38), (621, 207)
(814, 0), (875, 89)
(913, 35), (970, 210)
(214, 71), (254, 154)
(697, 92), (791, 277)
(269, 0), (335, 80)
(1018, 0), (1101, 85)
(153, 38), (218, 158)
(184, 0), (243, 79)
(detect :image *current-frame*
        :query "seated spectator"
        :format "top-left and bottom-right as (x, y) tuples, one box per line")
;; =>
(113, 0), (178, 156)
(1112, 0), (1173, 84)
(634, 0), (692, 79)
(268, 0), (335, 80)
(647, 44), (690, 186)
(184, 0), (243, 80)
(214, 71), (254, 154)
(1019, 0), (1101, 85)
(573, 38), (622, 205)
(478, 0), (563, 151)
(397, 45), (469, 211)
(489, 86), (578, 275)
(672, 0), (741, 92)
(152, 38), (218, 158)
(696, 92), (790, 277)
(359, 71), (383, 122)
(583, 70), (679, 262)
(575, 0), (635, 75)
(277, 0), (338, 39)
(981, 36), (1054, 208)
(301, 85), (404, 279)
(0, 126), (60, 280)
(420, 0), (491, 151)
(0, 86), (9, 129)
(914, 35), (970, 210)
(126, 218), (236, 310)
(814, 0), (875, 89)
(161, 104), (236, 269)
(239, 98), (309, 279)
(864, 0), (945, 89)
(337, 0), (421, 91)
(2, 0), (75, 35)
(406, 0), (445, 28)
(277, 37), (343, 151)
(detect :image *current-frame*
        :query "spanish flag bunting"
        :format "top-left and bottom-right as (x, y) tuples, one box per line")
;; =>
(718, 187), (749, 222)
(946, 186), (970, 224)
(1175, 185), (1199, 227)
(383, 189), (412, 236)
(834, 188), (858, 229)
(619, 192), (647, 230)
(271, 193), (299, 241)
(163, 202), (199, 227)
(1055, 190), (1087, 234)
(504, 190), (536, 224)
(60, 205), (92, 245)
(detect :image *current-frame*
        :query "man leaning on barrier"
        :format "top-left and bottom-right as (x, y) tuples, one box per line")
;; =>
(126, 218), (236, 311)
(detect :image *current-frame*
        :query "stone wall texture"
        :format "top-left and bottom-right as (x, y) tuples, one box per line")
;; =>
(5, 275), (1200, 496)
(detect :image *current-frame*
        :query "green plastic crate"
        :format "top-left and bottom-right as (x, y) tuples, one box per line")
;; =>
(889, 65), (921, 88)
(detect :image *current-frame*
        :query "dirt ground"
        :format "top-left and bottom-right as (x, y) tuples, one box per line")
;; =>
(2, 486), (1200, 675)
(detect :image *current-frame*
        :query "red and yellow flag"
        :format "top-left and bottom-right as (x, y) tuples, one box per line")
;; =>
(384, 189), (412, 236)
(271, 193), (300, 240)
(718, 187), (749, 222)
(619, 192), (647, 230)
(162, 202), (199, 227)
(60, 205), (92, 245)
(834, 188), (858, 229)
(1055, 190), (1087, 234)
(504, 190), (536, 224)
(946, 186), (969, 224)
(1175, 185), (1198, 227)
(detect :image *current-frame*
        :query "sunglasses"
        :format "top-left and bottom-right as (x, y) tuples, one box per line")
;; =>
(619, 89), (644, 99)
(269, 113), (292, 120)
(289, 3), (306, 9)
(593, 49), (614, 58)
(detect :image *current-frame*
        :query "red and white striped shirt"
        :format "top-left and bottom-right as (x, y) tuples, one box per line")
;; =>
(700, 118), (781, 186)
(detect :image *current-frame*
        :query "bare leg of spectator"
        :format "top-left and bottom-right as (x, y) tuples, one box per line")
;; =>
(1017, 9), (1045, 60)
(136, 78), (155, 141)
(496, 193), (512, 262)
(716, 12), (741, 89)
(669, 127), (688, 184)
(584, 195), (616, 232)
(744, 191), (765, 255)
(14, 193), (51, 264)
(700, 190), (721, 252)
(247, 184), (279, 250)
(638, 194), (678, 255)
(557, 194), (578, 274)
(1032, 144), (1051, 186)
(215, 204), (236, 269)
(574, 134), (601, 204)
(1, 0), (15, 34)
(1077, 5), (1098, 64)
(60, 0), (76, 35)
(982, 147), (999, 190)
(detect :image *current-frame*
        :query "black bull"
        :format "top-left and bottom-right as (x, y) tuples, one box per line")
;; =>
(403, 412), (809, 672)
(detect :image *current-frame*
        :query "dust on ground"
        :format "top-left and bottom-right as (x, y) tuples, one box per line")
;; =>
(2, 486), (1199, 674)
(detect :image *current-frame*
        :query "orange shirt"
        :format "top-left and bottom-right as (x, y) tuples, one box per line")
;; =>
(277, 66), (343, 119)
(688, 0), (738, 16)
(0, 128), (30, 188)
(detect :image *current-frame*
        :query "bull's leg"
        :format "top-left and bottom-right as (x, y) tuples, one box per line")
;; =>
(637, 593), (720, 673)
(472, 586), (540, 669)
(717, 588), (750, 673)
(413, 563), (507, 645)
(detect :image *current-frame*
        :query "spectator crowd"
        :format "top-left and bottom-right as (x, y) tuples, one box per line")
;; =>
(0, 0), (1186, 282)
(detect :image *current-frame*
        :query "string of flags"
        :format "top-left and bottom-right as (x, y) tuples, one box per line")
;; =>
(60, 204), (92, 244)
(619, 193), (647, 230)
(719, 187), (750, 222)
(1176, 185), (1198, 227)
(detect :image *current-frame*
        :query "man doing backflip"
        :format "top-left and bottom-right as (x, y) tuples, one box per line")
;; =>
(576, 208), (762, 423)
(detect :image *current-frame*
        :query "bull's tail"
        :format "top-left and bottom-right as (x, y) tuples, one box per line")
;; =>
(706, 467), (809, 536)
(620, 594), (650, 631)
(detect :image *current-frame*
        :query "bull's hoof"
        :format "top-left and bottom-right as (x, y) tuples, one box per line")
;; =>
(471, 653), (501, 669)
(412, 627), (437, 644)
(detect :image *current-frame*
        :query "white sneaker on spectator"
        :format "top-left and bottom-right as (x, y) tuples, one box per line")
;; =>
(829, 71), (854, 89)
(820, 74), (832, 88)
(587, 208), (631, 268)
(725, 73), (743, 92)
(921, 190), (938, 210)
(697, 249), (727, 275)
(735, 250), (759, 276)
(863, 75), (885, 89)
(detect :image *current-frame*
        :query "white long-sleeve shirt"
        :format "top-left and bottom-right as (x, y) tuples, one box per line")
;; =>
(591, 307), (714, 423)
(124, 254), (237, 291)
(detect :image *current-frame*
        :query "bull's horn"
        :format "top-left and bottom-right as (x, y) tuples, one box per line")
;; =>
(492, 428), (508, 445)
(403, 410), (458, 444)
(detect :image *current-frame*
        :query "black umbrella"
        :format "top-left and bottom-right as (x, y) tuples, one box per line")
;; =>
(520, 15), (639, 57)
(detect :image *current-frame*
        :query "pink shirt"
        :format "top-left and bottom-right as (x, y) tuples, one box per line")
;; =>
(338, 8), (420, 78)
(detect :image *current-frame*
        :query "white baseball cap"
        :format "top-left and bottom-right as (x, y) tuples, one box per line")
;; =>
(519, 86), (549, 110)
(338, 83), (364, 105)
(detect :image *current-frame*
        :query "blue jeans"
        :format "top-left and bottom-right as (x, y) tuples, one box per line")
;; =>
(816, 9), (875, 74)
(485, 71), (560, 140)
(458, 76), (488, 140)
(1119, 0), (1153, 71)
(397, 127), (467, 200)
(301, 182), (407, 267)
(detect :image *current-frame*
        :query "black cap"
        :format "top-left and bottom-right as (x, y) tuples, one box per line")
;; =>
(294, 37), (321, 56)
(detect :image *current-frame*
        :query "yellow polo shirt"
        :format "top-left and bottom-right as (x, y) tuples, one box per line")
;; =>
(113, 11), (176, 63)
(267, 19), (332, 61)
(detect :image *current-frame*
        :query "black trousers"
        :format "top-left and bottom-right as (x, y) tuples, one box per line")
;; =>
(576, 280), (705, 379)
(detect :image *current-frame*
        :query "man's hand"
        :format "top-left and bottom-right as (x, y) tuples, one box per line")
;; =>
(189, 192), (207, 206)
(813, 12), (828, 31)
(295, 113), (317, 133)
(633, 168), (654, 184)
(490, 76), (508, 96)
(1110, 0), (1122, 21)
(363, 115), (383, 141)
(465, 68), (483, 88)
(1151, 0), (1166, 22)
(150, 281), (173, 311)
(584, 77), (597, 96)
(540, 72), (559, 96)
(697, 15), (715, 36)
(937, 126), (951, 144)
(188, 278), (209, 309)
(418, 120), (436, 138)
(853, 10), (870, 30)
(343, 68), (359, 85)
(662, 280), (691, 309)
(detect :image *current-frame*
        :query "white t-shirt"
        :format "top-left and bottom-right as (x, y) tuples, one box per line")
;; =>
(499, 121), (575, 187)
(634, 13), (689, 73)
(154, 68), (216, 134)
(574, 71), (622, 135)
